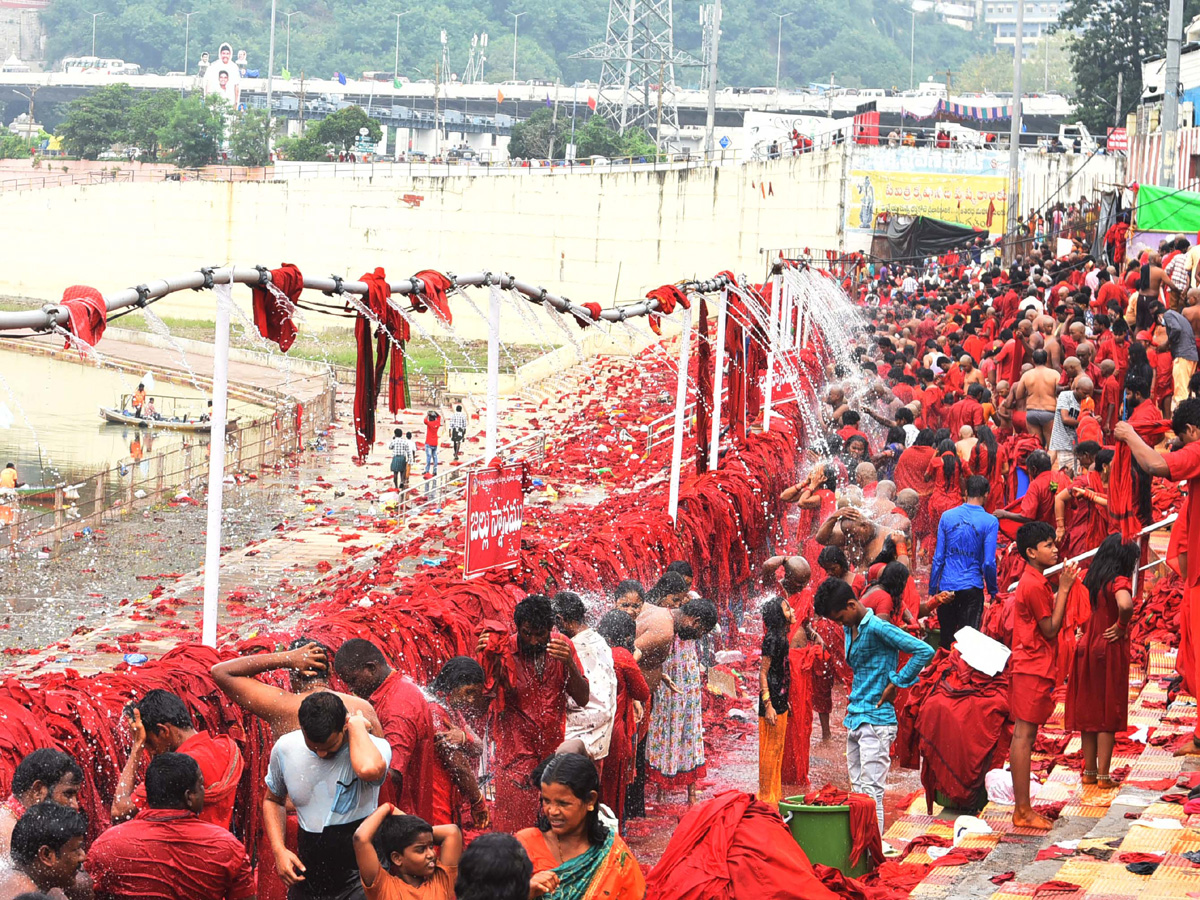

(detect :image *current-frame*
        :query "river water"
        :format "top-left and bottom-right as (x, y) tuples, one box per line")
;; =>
(0, 348), (265, 484)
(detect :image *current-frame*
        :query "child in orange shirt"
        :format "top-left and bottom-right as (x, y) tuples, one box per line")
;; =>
(354, 804), (462, 899)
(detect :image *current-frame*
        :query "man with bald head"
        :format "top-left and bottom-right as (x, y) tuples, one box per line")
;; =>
(1037, 315), (1063, 368)
(1076, 340), (1101, 385)
(855, 462), (879, 497)
(959, 354), (986, 389)
(1050, 375), (1092, 474)
(1011, 349), (1060, 447)
(1062, 320), (1086, 359)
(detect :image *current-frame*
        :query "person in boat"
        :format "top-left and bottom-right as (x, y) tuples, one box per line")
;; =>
(0, 463), (21, 491)
(199, 400), (213, 423)
(145, 398), (159, 420)
(132, 383), (146, 417)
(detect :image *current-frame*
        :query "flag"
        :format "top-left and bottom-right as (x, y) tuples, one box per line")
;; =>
(281, 67), (290, 80)
(587, 95), (597, 111)
(497, 89), (505, 103)
(545, 95), (552, 107)
(337, 71), (347, 85)
(394, 78), (403, 88)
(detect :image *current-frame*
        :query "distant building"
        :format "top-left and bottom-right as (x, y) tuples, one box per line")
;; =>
(911, 0), (979, 31)
(982, 0), (1065, 51)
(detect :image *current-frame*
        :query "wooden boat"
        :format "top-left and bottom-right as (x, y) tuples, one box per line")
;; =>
(98, 407), (223, 433)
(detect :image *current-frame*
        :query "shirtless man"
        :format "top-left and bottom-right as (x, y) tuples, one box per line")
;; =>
(1038, 316), (1064, 368)
(211, 639), (382, 739)
(825, 387), (850, 426)
(956, 425), (977, 463)
(959, 355), (986, 389)
(992, 381), (1014, 434)
(1011, 348), (1060, 446)
(814, 506), (909, 571)
(634, 598), (719, 694)
(1184, 288), (1200, 350)
(1137, 252), (1169, 324)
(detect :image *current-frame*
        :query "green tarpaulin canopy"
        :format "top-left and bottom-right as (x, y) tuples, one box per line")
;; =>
(1136, 184), (1200, 233)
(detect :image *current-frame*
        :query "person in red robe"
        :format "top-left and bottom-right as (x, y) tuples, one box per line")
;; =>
(894, 432), (938, 550)
(427, 656), (489, 828)
(993, 324), (1031, 388)
(110, 690), (244, 830)
(762, 555), (819, 785)
(1096, 361), (1121, 440)
(1064, 534), (1138, 786)
(970, 425), (1008, 512)
(924, 443), (964, 553)
(477, 595), (590, 832)
(87, 753), (256, 900)
(1110, 375), (1171, 539)
(333, 639), (437, 822)
(596, 610), (651, 824)
(1009, 522), (1078, 830)
(782, 463), (838, 567)
(996, 450), (1062, 530)
(1116, 398), (1200, 753)
(1053, 443), (1109, 563)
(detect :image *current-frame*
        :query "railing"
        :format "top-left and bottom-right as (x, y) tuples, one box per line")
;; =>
(329, 365), (446, 408)
(644, 386), (729, 457)
(396, 430), (547, 520)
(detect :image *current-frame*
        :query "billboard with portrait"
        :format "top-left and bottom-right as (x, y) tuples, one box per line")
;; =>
(203, 42), (241, 107)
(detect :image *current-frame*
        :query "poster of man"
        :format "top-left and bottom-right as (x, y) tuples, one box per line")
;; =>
(203, 42), (241, 107)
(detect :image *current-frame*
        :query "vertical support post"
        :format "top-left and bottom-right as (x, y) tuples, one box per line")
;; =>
(709, 288), (728, 472)
(1163, 0), (1184, 189)
(486, 282), (501, 461)
(668, 306), (692, 523)
(763, 270), (781, 432)
(1005, 0), (1024, 246)
(201, 281), (233, 649)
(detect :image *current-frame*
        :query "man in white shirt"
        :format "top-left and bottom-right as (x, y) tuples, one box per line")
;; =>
(447, 404), (468, 462)
(386, 428), (412, 490)
(553, 592), (617, 765)
(264, 692), (391, 900)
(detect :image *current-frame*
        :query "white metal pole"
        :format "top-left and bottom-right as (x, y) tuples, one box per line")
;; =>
(764, 272), (781, 432)
(668, 306), (692, 523)
(486, 282), (501, 459)
(1006, 0), (1024, 241)
(709, 288), (728, 471)
(793, 277), (803, 351)
(201, 282), (233, 648)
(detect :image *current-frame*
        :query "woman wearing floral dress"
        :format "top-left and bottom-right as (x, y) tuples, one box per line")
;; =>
(646, 632), (706, 805)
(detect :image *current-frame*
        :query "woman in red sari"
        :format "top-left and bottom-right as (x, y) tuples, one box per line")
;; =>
(1064, 534), (1138, 787)
(1054, 444), (1110, 564)
(924, 440), (964, 555)
(894, 429), (938, 552)
(783, 463), (838, 567)
(969, 424), (1008, 513)
(595, 612), (650, 826)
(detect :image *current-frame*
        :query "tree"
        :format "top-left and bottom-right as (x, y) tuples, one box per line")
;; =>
(158, 94), (226, 168)
(124, 91), (178, 160)
(228, 109), (272, 166)
(507, 107), (562, 158)
(1059, 0), (1200, 132)
(312, 106), (381, 152)
(56, 83), (132, 159)
(275, 132), (332, 161)
(0, 130), (43, 159)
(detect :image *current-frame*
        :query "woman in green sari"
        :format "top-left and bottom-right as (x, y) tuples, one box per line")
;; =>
(516, 754), (646, 900)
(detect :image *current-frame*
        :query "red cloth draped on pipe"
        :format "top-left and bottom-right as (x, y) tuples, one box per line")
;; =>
(369, 273), (410, 417)
(1110, 400), (1169, 539)
(60, 285), (107, 351)
(644, 791), (841, 900)
(250, 263), (302, 351)
(804, 785), (883, 869)
(645, 285), (690, 336)
(915, 650), (1011, 811)
(411, 270), (454, 324)
(696, 296), (712, 475)
(724, 295), (748, 444)
(351, 267), (392, 458)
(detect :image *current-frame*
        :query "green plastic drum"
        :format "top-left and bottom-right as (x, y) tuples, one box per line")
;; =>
(778, 797), (873, 877)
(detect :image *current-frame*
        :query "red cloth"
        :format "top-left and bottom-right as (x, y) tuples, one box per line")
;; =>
(250, 263), (302, 351)
(645, 285), (691, 336)
(601, 647), (650, 820)
(804, 785), (882, 868)
(644, 791), (841, 900)
(696, 296), (712, 474)
(945, 397), (985, 440)
(370, 671), (435, 822)
(1020, 470), (1064, 529)
(86, 809), (256, 900)
(429, 699), (477, 826)
(1164, 439), (1200, 738)
(478, 632), (579, 832)
(352, 267), (392, 458)
(411, 270), (454, 323)
(424, 414), (440, 448)
(925, 453), (963, 539)
(1064, 577), (1131, 733)
(131, 731), (243, 829)
(61, 284), (108, 351)
(1010, 564), (1058, 723)
(995, 338), (1026, 387)
(1111, 400), (1170, 538)
(1060, 470), (1109, 562)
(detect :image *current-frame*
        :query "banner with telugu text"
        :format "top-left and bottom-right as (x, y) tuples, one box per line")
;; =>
(464, 463), (524, 577)
(847, 170), (1010, 236)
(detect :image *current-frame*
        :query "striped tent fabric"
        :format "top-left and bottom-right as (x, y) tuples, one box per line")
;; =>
(1127, 127), (1200, 188)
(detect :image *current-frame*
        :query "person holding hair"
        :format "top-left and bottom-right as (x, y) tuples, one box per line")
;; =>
(455, 833), (554, 900)
(928, 475), (999, 648)
(1009, 521), (1079, 829)
(758, 596), (794, 806)
(86, 753), (256, 900)
(428, 657), (488, 828)
(448, 405), (468, 463)
(263, 692), (392, 899)
(1064, 534), (1138, 787)
(554, 592), (618, 766)
(813, 577), (934, 842)
(352, 803), (462, 899)
(0, 750), (83, 857)
(515, 754), (645, 899)
(595, 611), (650, 826)
(0, 803), (88, 899)
(111, 688), (244, 828)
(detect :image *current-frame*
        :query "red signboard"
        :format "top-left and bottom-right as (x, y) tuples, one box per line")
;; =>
(1107, 127), (1128, 152)
(464, 463), (524, 577)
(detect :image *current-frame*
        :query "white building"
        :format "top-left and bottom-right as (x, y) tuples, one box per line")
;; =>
(982, 0), (1066, 51)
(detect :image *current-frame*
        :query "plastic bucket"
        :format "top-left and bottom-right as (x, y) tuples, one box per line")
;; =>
(923, 627), (941, 652)
(778, 798), (873, 876)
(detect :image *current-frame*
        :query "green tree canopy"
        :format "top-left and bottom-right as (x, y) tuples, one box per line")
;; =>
(125, 91), (179, 160)
(311, 105), (381, 151)
(228, 109), (272, 165)
(158, 94), (226, 167)
(56, 83), (132, 159)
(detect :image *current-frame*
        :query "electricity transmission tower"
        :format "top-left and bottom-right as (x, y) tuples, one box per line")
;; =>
(572, 0), (701, 148)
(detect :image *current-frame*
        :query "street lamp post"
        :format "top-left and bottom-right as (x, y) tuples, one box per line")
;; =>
(393, 11), (413, 79)
(285, 11), (300, 74)
(182, 11), (196, 76)
(511, 11), (525, 82)
(774, 12), (792, 101)
(909, 8), (916, 90)
(90, 11), (103, 57)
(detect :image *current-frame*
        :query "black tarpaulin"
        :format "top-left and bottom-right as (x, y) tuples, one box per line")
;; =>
(886, 215), (988, 261)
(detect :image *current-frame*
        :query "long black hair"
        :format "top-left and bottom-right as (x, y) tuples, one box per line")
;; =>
(455, 833), (533, 900)
(975, 424), (999, 479)
(874, 561), (910, 607)
(534, 754), (607, 845)
(596, 610), (636, 652)
(760, 597), (789, 637)
(1082, 533), (1139, 609)
(936, 439), (959, 490)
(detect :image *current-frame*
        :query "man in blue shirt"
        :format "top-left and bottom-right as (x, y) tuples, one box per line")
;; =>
(814, 577), (934, 844)
(929, 475), (999, 649)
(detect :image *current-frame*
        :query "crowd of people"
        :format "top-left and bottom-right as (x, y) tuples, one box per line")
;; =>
(0, 575), (718, 899)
